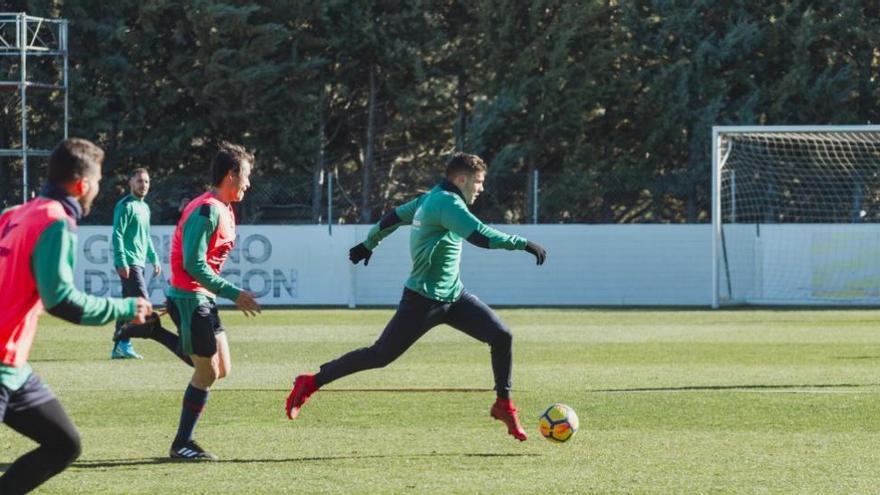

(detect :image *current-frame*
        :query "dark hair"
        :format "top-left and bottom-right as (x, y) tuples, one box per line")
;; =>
(47, 138), (104, 185)
(211, 141), (254, 186)
(445, 152), (487, 178)
(130, 167), (149, 178)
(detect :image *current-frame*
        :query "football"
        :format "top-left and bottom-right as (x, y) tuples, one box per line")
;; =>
(538, 403), (579, 443)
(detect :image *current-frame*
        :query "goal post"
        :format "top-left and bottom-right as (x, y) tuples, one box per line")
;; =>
(712, 125), (880, 307)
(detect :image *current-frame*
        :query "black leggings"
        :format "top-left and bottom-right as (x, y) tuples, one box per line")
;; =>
(317, 288), (514, 397)
(0, 398), (81, 495)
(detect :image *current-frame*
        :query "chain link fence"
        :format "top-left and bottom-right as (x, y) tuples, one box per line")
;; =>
(0, 155), (711, 224)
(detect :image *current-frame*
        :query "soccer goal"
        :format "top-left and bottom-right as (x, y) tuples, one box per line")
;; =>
(712, 125), (880, 307)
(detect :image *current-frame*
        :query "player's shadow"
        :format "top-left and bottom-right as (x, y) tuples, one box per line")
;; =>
(26, 358), (81, 362)
(73, 452), (539, 469)
(590, 383), (874, 392)
(215, 388), (496, 394)
(322, 388), (495, 393)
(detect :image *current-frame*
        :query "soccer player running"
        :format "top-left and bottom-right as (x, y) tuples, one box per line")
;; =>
(285, 152), (547, 441)
(0, 138), (152, 494)
(137, 142), (260, 460)
(110, 167), (161, 359)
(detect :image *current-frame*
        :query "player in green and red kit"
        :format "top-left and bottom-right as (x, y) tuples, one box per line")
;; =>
(286, 153), (547, 441)
(119, 142), (260, 460)
(0, 138), (152, 494)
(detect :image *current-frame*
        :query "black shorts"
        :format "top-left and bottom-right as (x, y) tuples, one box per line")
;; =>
(116, 265), (149, 333)
(166, 296), (225, 358)
(120, 265), (149, 298)
(0, 373), (57, 422)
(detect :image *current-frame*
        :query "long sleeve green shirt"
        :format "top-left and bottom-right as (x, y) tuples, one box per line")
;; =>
(112, 194), (159, 268)
(363, 180), (527, 302)
(36, 220), (139, 324)
(1, 214), (139, 390)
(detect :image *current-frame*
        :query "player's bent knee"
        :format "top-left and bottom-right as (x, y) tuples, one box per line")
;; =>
(193, 375), (217, 389)
(50, 429), (82, 469)
(491, 328), (513, 348)
(207, 367), (220, 384)
(191, 357), (219, 388)
(63, 437), (83, 466)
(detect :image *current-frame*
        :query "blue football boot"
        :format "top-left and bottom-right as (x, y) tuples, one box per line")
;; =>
(111, 340), (144, 360)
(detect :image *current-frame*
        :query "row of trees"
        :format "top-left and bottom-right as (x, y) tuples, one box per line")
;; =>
(3, 0), (880, 224)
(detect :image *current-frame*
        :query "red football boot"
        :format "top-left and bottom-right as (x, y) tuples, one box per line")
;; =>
(490, 398), (528, 441)
(285, 374), (318, 420)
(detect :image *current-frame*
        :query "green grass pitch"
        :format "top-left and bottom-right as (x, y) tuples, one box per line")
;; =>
(3, 308), (879, 493)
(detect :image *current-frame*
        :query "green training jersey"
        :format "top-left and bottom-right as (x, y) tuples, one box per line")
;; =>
(112, 194), (159, 268)
(363, 180), (527, 302)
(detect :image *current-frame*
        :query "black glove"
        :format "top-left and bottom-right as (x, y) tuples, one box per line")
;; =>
(349, 242), (373, 266)
(524, 240), (546, 265)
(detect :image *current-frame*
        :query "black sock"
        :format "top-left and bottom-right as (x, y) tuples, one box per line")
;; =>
(173, 384), (208, 447)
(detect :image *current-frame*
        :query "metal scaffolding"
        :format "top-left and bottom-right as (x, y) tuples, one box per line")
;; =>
(0, 12), (68, 202)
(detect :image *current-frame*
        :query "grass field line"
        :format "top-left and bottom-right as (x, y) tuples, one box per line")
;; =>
(591, 383), (879, 394)
(53, 385), (880, 395)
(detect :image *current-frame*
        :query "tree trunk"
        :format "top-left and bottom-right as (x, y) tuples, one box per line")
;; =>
(858, 44), (873, 122)
(312, 88), (326, 223)
(455, 74), (467, 151)
(523, 156), (537, 223)
(360, 64), (378, 223)
(525, 84), (539, 223)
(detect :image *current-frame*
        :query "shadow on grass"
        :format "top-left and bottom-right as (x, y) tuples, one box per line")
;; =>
(211, 388), (495, 393)
(321, 388), (494, 393)
(832, 356), (880, 360)
(27, 358), (82, 362)
(591, 383), (876, 393)
(73, 452), (539, 468)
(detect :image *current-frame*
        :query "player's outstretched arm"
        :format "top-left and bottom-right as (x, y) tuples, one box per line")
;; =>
(440, 196), (528, 251)
(352, 195), (426, 265)
(33, 220), (145, 325)
(440, 196), (547, 264)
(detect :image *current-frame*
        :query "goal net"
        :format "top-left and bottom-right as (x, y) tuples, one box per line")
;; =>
(712, 126), (880, 307)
